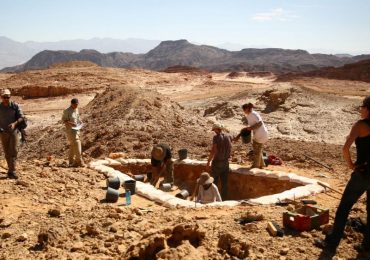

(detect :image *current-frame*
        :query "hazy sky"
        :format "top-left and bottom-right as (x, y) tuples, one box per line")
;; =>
(1, 0), (369, 54)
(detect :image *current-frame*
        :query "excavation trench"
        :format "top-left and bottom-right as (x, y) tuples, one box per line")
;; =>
(90, 158), (326, 207)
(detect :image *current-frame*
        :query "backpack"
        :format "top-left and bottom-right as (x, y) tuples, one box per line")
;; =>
(10, 102), (28, 142)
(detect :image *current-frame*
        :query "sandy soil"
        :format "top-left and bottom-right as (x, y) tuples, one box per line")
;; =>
(1, 65), (370, 259)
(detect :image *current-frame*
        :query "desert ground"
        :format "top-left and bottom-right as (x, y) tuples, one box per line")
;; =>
(1, 62), (370, 259)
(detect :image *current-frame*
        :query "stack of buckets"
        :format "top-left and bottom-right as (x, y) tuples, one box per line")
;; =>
(106, 176), (137, 204)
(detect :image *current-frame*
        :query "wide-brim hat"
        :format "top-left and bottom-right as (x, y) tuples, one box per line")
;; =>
(1, 89), (11, 96)
(212, 122), (224, 131)
(152, 145), (165, 161)
(197, 172), (214, 185)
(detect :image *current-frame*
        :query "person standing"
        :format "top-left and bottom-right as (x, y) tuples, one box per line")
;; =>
(207, 123), (232, 200)
(315, 96), (370, 254)
(242, 103), (268, 169)
(0, 89), (25, 179)
(62, 98), (84, 167)
(150, 143), (174, 187)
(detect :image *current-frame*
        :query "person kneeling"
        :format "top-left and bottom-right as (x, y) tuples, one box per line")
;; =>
(196, 172), (222, 204)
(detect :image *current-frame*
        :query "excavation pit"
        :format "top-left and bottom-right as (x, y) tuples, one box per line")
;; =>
(90, 158), (327, 208)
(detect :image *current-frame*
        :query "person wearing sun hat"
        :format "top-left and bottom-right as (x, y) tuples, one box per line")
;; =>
(0, 89), (25, 179)
(206, 122), (232, 200)
(195, 172), (222, 204)
(150, 143), (174, 187)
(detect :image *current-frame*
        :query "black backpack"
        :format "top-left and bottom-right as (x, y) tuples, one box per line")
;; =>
(10, 102), (28, 142)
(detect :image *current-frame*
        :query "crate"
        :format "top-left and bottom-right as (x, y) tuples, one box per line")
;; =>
(283, 204), (329, 231)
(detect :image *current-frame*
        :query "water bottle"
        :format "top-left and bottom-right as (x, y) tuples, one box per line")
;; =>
(125, 189), (131, 206)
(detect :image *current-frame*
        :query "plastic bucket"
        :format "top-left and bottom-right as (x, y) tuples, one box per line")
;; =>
(241, 129), (252, 144)
(178, 149), (188, 160)
(106, 176), (121, 190)
(160, 183), (172, 191)
(134, 175), (145, 182)
(106, 187), (120, 202)
(124, 180), (136, 195)
(175, 189), (189, 200)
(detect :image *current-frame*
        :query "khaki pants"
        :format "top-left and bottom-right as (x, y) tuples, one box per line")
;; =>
(1, 131), (19, 173)
(66, 130), (83, 165)
(252, 140), (265, 169)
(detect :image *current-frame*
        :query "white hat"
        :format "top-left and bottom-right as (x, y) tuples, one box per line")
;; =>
(1, 89), (11, 96)
(212, 122), (224, 131)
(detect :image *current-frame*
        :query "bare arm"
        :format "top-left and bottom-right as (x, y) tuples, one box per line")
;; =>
(343, 122), (360, 170)
(207, 143), (217, 167)
(247, 121), (262, 131)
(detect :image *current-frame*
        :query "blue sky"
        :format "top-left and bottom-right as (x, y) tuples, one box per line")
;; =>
(0, 0), (369, 54)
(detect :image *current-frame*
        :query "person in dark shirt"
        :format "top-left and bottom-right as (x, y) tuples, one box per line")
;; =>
(207, 123), (232, 200)
(150, 144), (174, 187)
(315, 96), (370, 254)
(0, 89), (25, 179)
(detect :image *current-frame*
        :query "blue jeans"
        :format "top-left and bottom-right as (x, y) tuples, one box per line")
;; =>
(326, 170), (370, 248)
(211, 160), (229, 200)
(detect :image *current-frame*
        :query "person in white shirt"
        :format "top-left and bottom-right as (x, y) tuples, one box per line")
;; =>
(195, 172), (222, 204)
(242, 103), (268, 168)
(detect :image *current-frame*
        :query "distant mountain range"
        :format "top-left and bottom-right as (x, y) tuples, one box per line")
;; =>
(0, 36), (161, 69)
(2, 38), (370, 74)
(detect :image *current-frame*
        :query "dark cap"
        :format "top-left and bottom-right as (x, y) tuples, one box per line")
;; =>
(71, 98), (79, 104)
(362, 96), (370, 110)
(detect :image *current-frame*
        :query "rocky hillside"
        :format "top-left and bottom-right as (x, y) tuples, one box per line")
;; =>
(3, 40), (369, 74)
(277, 58), (370, 83)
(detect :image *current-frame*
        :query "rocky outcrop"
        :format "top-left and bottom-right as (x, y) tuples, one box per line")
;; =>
(277, 58), (370, 83)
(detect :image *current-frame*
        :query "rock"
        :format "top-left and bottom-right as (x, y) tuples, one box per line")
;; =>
(0, 219), (12, 228)
(243, 223), (258, 232)
(86, 224), (100, 236)
(322, 224), (333, 235)
(48, 208), (61, 217)
(124, 234), (166, 259)
(1, 231), (12, 239)
(16, 180), (30, 187)
(167, 224), (205, 248)
(71, 241), (84, 252)
(37, 227), (62, 247)
(109, 226), (118, 233)
(280, 247), (289, 255)
(300, 232), (312, 238)
(218, 232), (250, 258)
(17, 233), (28, 242)
(156, 241), (205, 260)
(297, 247), (306, 253)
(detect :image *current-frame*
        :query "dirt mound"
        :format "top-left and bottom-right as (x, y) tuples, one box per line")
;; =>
(246, 71), (274, 78)
(277, 59), (370, 83)
(23, 85), (212, 160)
(50, 61), (99, 69)
(162, 65), (209, 75)
(227, 71), (244, 78)
(259, 88), (293, 113)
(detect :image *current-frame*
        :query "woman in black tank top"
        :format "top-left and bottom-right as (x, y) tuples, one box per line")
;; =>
(315, 96), (370, 254)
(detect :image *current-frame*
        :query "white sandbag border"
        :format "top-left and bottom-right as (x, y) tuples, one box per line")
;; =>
(89, 158), (328, 207)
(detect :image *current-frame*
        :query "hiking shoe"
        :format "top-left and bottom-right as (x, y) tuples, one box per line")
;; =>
(7, 172), (18, 179)
(314, 238), (337, 253)
(354, 243), (370, 253)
